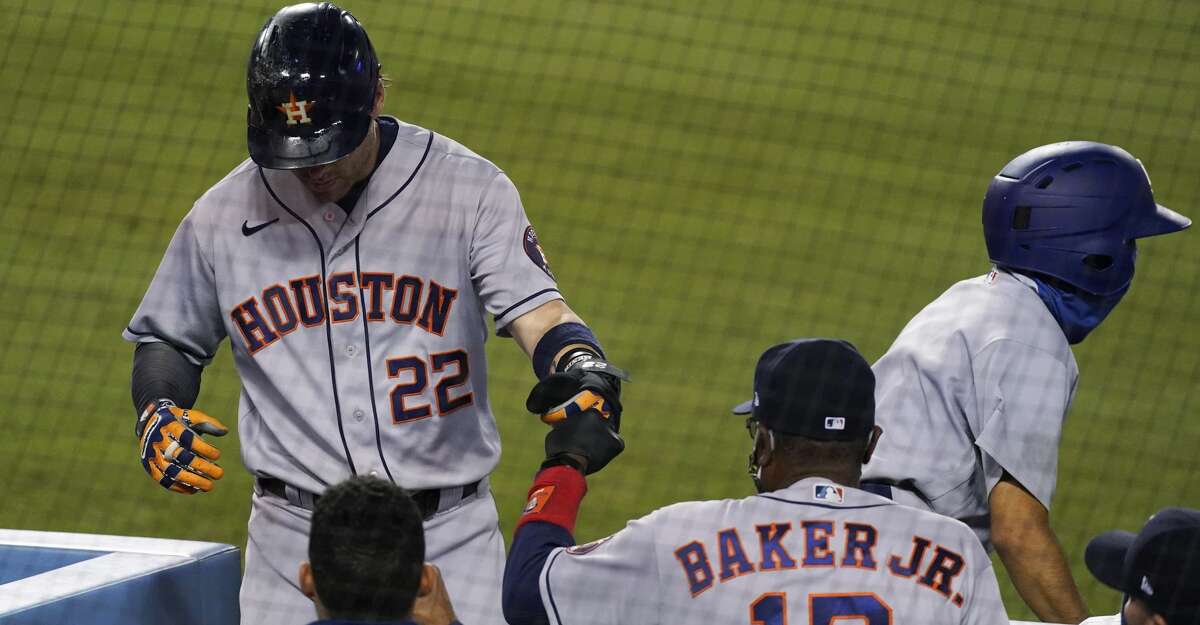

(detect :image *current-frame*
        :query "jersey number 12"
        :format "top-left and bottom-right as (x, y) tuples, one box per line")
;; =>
(750, 591), (891, 625)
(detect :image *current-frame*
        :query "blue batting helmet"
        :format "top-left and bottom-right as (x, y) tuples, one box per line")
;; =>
(246, 3), (380, 170)
(983, 141), (1190, 296)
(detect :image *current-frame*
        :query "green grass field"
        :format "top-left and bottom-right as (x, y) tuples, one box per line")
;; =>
(1, 0), (1197, 620)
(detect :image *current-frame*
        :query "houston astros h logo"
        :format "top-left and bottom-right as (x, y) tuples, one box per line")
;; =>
(276, 91), (314, 125)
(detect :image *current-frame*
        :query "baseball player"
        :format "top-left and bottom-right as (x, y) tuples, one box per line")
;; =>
(123, 4), (627, 625)
(1084, 507), (1200, 625)
(503, 339), (1009, 625)
(859, 141), (1191, 623)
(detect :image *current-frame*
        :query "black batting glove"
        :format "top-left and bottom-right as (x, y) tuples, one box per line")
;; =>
(541, 408), (625, 475)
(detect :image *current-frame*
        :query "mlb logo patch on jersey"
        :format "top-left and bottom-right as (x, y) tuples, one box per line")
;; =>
(813, 483), (844, 503)
(824, 417), (846, 431)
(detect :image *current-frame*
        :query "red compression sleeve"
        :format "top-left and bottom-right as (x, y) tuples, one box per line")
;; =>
(514, 466), (588, 533)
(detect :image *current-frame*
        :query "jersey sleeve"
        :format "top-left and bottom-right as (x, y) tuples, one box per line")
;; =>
(972, 339), (1074, 510)
(122, 210), (225, 366)
(538, 514), (660, 625)
(468, 172), (562, 335)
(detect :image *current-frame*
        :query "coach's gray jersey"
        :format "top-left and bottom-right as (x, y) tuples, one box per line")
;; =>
(862, 269), (1077, 547)
(538, 477), (1008, 625)
(124, 118), (561, 493)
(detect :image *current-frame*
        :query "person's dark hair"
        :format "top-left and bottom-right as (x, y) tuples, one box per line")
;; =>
(309, 476), (425, 620)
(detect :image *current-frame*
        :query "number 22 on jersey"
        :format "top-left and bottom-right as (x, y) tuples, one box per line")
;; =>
(387, 350), (473, 423)
(750, 592), (891, 625)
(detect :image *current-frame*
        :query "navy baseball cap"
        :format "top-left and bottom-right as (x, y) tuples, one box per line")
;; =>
(1085, 507), (1200, 624)
(731, 339), (875, 441)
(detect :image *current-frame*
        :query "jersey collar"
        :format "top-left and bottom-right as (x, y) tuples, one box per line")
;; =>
(990, 265), (1039, 293)
(763, 476), (885, 507)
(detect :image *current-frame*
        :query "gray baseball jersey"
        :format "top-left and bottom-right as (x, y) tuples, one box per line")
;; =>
(538, 477), (1008, 625)
(124, 116), (560, 492)
(862, 268), (1078, 547)
(126, 117), (558, 625)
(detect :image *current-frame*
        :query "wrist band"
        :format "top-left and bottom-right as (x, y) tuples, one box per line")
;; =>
(531, 322), (604, 379)
(515, 465), (587, 533)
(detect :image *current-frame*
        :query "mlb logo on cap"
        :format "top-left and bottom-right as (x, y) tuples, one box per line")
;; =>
(729, 339), (876, 442)
(814, 484), (844, 503)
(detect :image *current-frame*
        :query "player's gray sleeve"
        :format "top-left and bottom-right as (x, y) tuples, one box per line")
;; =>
(959, 541), (1010, 625)
(469, 172), (561, 335)
(972, 339), (1073, 510)
(537, 515), (660, 625)
(122, 210), (225, 366)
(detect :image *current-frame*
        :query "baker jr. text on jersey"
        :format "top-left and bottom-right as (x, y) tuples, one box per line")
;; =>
(674, 520), (968, 606)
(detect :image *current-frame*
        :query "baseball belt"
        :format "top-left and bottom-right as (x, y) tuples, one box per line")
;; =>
(256, 476), (482, 520)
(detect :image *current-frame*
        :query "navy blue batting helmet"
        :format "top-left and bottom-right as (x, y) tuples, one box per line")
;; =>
(247, 3), (380, 170)
(982, 141), (1190, 296)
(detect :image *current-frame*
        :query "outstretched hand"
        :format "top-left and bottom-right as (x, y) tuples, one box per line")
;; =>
(136, 400), (228, 494)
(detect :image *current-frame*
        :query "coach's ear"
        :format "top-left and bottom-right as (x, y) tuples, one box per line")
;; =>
(753, 427), (774, 471)
(299, 561), (317, 600)
(411, 563), (458, 624)
(862, 426), (883, 464)
(417, 563), (436, 597)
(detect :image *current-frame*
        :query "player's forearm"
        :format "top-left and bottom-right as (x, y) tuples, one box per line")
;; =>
(503, 521), (573, 625)
(508, 300), (589, 362)
(502, 466), (588, 625)
(993, 522), (1088, 623)
(990, 474), (1088, 623)
(131, 342), (202, 414)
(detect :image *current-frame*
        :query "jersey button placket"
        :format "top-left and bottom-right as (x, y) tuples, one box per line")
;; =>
(324, 256), (377, 466)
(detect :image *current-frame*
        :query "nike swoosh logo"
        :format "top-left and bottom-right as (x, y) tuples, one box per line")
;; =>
(242, 218), (279, 236)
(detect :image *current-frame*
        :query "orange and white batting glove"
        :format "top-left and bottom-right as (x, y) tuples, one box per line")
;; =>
(136, 399), (228, 494)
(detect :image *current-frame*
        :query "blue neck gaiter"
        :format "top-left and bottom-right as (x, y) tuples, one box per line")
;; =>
(1030, 276), (1129, 344)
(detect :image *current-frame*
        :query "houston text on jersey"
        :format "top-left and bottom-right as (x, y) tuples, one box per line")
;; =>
(230, 272), (459, 354)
